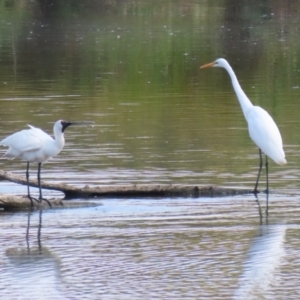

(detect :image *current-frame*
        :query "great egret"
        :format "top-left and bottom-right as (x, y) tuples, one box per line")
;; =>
(200, 58), (286, 193)
(0, 120), (80, 207)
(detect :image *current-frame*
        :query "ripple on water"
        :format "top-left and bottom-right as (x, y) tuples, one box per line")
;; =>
(1, 196), (300, 299)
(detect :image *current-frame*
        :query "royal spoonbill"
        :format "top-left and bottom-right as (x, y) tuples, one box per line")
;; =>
(0, 120), (78, 207)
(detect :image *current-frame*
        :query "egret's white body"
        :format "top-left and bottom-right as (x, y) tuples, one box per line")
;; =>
(0, 120), (73, 206)
(247, 106), (285, 165)
(201, 58), (286, 192)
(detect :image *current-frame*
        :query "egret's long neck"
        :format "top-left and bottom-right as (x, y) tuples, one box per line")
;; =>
(224, 64), (253, 118)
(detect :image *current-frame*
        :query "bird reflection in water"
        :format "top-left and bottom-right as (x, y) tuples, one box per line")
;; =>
(255, 191), (269, 225)
(233, 221), (286, 300)
(5, 210), (64, 298)
(26, 208), (43, 254)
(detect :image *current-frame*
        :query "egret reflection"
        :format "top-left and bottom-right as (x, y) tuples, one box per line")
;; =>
(234, 224), (286, 299)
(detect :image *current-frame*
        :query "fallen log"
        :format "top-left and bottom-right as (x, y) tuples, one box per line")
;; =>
(0, 169), (252, 200)
(0, 194), (100, 211)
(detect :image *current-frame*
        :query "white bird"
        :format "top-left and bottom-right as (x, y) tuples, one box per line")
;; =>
(200, 58), (286, 193)
(0, 120), (75, 207)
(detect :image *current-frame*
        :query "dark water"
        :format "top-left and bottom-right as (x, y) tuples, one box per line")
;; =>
(1, 1), (300, 299)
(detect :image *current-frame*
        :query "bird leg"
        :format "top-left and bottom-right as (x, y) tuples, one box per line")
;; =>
(266, 189), (269, 217)
(37, 163), (43, 200)
(26, 162), (40, 207)
(37, 163), (52, 208)
(26, 162), (34, 207)
(265, 155), (269, 215)
(254, 149), (263, 194)
(265, 155), (269, 194)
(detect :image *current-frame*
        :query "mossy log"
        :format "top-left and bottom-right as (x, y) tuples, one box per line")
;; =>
(0, 169), (253, 210)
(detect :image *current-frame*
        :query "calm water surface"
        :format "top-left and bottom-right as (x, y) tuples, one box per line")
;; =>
(1, 1), (300, 299)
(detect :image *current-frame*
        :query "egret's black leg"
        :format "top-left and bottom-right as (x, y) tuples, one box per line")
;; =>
(254, 149), (263, 194)
(26, 162), (34, 207)
(265, 155), (269, 215)
(265, 155), (269, 194)
(37, 163), (52, 208)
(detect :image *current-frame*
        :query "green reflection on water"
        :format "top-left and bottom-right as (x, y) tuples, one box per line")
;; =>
(0, 1), (299, 189)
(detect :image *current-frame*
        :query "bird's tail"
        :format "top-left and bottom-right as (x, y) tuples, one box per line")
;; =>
(278, 158), (287, 165)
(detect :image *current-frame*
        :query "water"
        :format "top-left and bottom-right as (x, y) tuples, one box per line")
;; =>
(1, 1), (300, 298)
(2, 196), (300, 299)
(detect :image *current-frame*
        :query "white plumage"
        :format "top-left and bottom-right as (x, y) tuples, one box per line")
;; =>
(0, 120), (74, 206)
(247, 106), (285, 165)
(201, 58), (286, 193)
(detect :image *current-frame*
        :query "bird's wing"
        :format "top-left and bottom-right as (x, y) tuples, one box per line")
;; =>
(247, 106), (286, 164)
(0, 128), (46, 152)
(27, 125), (53, 139)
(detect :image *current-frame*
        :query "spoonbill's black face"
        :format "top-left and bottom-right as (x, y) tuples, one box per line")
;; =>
(61, 120), (73, 133)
